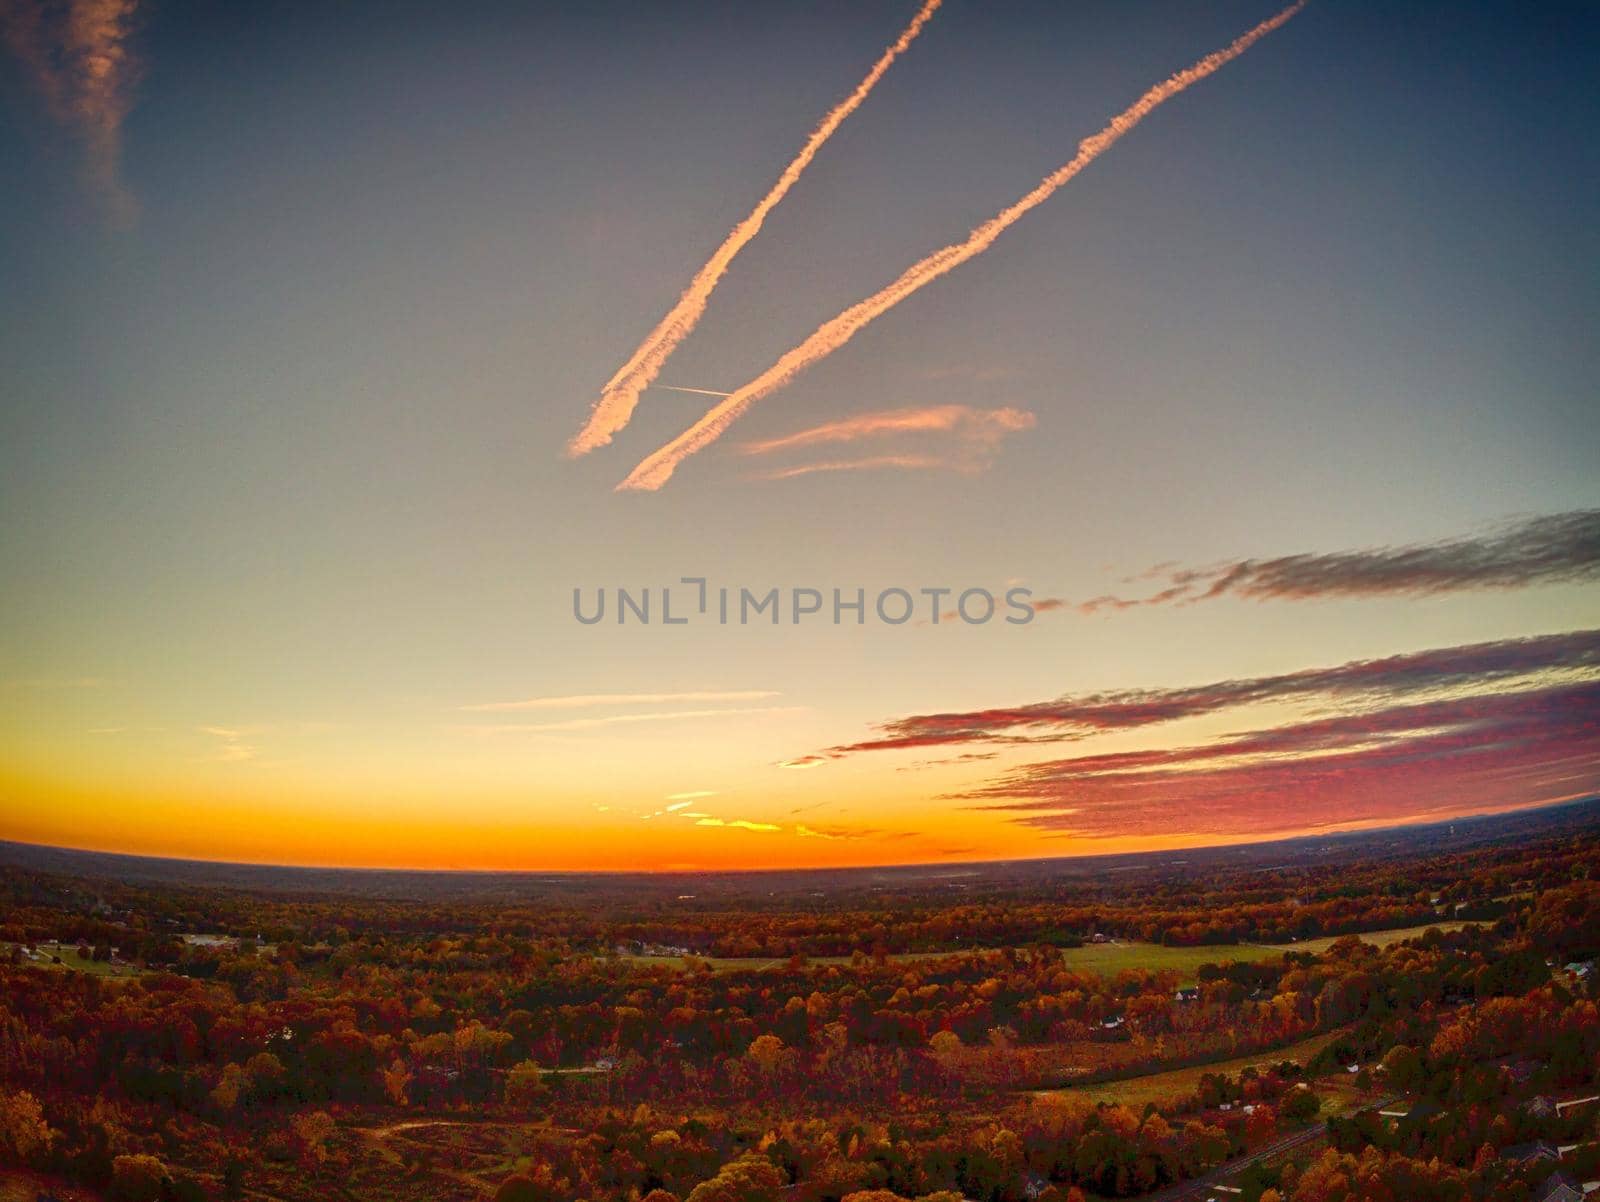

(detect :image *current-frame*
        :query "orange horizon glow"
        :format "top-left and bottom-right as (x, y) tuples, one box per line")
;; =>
(1, 764), (1585, 875)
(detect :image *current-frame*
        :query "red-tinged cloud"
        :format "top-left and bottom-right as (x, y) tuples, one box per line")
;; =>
(740, 405), (1034, 456)
(0, 0), (141, 224)
(823, 628), (1600, 754)
(617, 2), (1306, 490)
(566, 0), (943, 456)
(743, 405), (1034, 481)
(1079, 510), (1600, 613)
(960, 680), (1600, 838)
(750, 454), (953, 481)
(777, 754), (829, 769)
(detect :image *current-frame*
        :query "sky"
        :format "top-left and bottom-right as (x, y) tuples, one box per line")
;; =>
(1, 0), (1597, 871)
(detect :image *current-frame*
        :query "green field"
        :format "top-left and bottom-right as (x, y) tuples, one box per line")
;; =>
(1057, 940), (1274, 978)
(1038, 1027), (1352, 1109)
(612, 921), (1481, 981)
(1285, 920), (1481, 955)
(4, 942), (144, 978)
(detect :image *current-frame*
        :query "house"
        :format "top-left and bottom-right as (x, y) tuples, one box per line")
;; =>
(1564, 960), (1594, 981)
(1175, 987), (1200, 1004)
(1503, 1057), (1545, 1085)
(1019, 1171), (1050, 1200)
(1535, 1171), (1583, 1202)
(1091, 933), (1111, 945)
(1101, 1014), (1124, 1030)
(1525, 1095), (1557, 1119)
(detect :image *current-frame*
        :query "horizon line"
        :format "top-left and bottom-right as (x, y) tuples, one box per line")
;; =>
(1, 794), (1595, 883)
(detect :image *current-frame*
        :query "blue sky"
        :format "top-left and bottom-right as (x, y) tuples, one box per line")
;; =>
(2, 0), (1596, 868)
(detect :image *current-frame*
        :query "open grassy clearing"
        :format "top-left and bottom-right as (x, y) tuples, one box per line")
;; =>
(1036, 1028), (1351, 1109)
(611, 920), (1483, 981)
(3, 941), (145, 977)
(1281, 919), (1482, 955)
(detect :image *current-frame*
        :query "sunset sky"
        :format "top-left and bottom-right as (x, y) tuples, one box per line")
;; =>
(2, 0), (1597, 871)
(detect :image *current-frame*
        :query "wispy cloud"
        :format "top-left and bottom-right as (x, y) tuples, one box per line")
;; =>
(739, 405), (1033, 456)
(199, 726), (258, 764)
(1077, 510), (1600, 612)
(793, 822), (886, 841)
(567, 0), (943, 456)
(777, 754), (829, 769)
(694, 816), (781, 832)
(749, 453), (953, 481)
(617, 2), (1306, 490)
(962, 680), (1600, 838)
(898, 751), (1000, 771)
(665, 790), (717, 802)
(741, 405), (1034, 480)
(461, 689), (779, 713)
(0, 0), (141, 224)
(821, 628), (1600, 755)
(467, 705), (804, 735)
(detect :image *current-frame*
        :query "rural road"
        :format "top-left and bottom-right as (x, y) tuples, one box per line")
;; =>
(1140, 1102), (1393, 1202)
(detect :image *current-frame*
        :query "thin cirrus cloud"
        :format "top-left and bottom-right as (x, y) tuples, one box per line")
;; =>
(460, 690), (779, 712)
(751, 454), (952, 482)
(694, 817), (781, 833)
(566, 0), (943, 456)
(198, 726), (258, 764)
(1074, 510), (1600, 613)
(740, 405), (1035, 481)
(0, 0), (141, 224)
(959, 680), (1600, 839)
(616, 2), (1306, 490)
(821, 628), (1600, 754)
(739, 405), (1034, 456)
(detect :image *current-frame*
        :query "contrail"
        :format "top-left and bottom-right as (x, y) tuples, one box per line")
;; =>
(657, 385), (733, 398)
(618, 2), (1306, 491)
(0, 0), (143, 225)
(566, 0), (944, 458)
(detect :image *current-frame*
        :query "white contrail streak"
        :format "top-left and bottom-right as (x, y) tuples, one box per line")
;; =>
(618, 2), (1306, 491)
(657, 385), (733, 398)
(566, 0), (943, 457)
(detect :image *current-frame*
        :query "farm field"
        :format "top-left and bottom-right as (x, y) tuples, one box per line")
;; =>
(615, 920), (1485, 980)
(2, 941), (144, 978)
(1039, 1028), (1352, 1109)
(1285, 920), (1483, 955)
